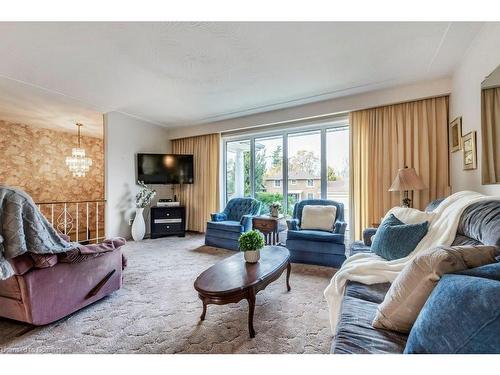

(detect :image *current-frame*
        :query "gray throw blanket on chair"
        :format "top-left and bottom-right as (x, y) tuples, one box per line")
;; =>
(0, 186), (74, 279)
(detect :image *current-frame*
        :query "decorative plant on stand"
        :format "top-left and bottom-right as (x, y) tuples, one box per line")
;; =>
(132, 181), (156, 241)
(269, 201), (282, 217)
(238, 230), (265, 263)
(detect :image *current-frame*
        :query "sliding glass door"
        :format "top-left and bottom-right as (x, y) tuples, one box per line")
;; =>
(326, 126), (350, 235)
(287, 130), (321, 216)
(254, 135), (283, 215)
(223, 117), (350, 232)
(225, 139), (251, 201)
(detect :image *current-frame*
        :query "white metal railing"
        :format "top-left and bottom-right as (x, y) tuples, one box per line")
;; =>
(36, 200), (106, 244)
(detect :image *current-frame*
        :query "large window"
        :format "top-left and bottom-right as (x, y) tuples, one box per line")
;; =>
(223, 118), (350, 231)
(225, 139), (251, 201)
(327, 127), (350, 232)
(287, 130), (321, 216)
(254, 135), (283, 215)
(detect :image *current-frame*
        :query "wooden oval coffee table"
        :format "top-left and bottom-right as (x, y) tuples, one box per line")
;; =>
(194, 246), (291, 338)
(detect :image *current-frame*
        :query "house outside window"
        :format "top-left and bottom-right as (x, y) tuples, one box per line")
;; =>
(307, 192), (314, 200)
(274, 179), (281, 187)
(290, 179), (297, 185)
(306, 179), (314, 187)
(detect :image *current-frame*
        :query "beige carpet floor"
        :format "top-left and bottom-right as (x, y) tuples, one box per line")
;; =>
(0, 234), (336, 354)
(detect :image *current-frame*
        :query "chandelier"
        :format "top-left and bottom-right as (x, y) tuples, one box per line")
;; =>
(66, 123), (92, 177)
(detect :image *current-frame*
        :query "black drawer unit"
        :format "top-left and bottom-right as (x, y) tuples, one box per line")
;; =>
(150, 206), (186, 239)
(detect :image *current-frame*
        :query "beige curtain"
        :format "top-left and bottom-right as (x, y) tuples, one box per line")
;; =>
(350, 96), (450, 240)
(481, 87), (500, 184)
(172, 133), (220, 232)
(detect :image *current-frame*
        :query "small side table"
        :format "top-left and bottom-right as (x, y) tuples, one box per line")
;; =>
(252, 215), (287, 245)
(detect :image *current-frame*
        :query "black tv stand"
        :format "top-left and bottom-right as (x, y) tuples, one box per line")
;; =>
(150, 206), (186, 239)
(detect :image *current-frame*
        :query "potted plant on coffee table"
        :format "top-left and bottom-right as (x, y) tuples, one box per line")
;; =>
(239, 230), (265, 263)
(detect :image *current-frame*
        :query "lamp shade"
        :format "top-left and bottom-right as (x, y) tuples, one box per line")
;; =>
(389, 167), (426, 192)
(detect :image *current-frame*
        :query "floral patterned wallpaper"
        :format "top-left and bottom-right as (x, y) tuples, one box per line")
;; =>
(0, 120), (104, 203)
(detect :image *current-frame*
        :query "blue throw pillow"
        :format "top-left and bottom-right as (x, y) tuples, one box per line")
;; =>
(404, 274), (500, 353)
(371, 214), (428, 260)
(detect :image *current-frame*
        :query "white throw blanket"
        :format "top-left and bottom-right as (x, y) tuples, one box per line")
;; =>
(324, 191), (497, 334)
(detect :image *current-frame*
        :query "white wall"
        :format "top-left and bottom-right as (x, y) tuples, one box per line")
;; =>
(104, 112), (172, 238)
(167, 77), (451, 139)
(450, 23), (500, 196)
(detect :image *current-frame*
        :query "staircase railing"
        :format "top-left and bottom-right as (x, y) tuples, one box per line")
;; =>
(35, 200), (106, 244)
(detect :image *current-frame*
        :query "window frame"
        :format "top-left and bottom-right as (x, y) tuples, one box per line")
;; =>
(222, 116), (349, 224)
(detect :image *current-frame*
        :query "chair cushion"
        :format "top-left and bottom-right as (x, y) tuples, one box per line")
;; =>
(404, 274), (500, 353)
(287, 229), (344, 244)
(206, 220), (243, 233)
(301, 205), (336, 231)
(371, 214), (429, 261)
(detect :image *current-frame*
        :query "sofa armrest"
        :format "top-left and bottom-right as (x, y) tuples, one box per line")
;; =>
(334, 220), (347, 234)
(363, 227), (378, 246)
(287, 218), (300, 231)
(210, 212), (227, 222)
(240, 214), (254, 232)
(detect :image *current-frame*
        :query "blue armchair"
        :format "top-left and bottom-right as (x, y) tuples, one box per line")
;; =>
(286, 199), (347, 267)
(205, 197), (261, 251)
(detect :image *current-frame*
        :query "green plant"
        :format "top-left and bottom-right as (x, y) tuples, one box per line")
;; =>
(270, 201), (282, 210)
(135, 181), (156, 208)
(238, 230), (265, 252)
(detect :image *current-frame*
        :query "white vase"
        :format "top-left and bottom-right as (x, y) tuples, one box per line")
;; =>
(131, 207), (146, 241)
(244, 249), (260, 263)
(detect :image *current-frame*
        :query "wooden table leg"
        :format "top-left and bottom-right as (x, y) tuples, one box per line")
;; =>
(200, 299), (207, 321)
(247, 289), (256, 338)
(286, 262), (291, 292)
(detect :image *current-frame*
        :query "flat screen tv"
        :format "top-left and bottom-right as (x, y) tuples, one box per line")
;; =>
(137, 153), (194, 184)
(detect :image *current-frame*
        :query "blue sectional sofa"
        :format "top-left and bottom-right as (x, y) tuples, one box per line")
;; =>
(286, 199), (347, 268)
(205, 197), (261, 251)
(331, 198), (500, 354)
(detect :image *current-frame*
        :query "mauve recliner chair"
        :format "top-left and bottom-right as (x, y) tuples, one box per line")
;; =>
(0, 235), (126, 326)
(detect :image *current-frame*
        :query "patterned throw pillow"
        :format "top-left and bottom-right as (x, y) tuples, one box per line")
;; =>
(372, 214), (429, 260)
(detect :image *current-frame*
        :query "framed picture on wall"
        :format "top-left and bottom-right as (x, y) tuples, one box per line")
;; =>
(449, 117), (462, 153)
(462, 131), (477, 170)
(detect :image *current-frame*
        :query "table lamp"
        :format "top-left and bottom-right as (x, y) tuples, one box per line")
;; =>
(389, 166), (426, 208)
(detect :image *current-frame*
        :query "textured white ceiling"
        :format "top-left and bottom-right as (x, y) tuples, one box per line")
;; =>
(0, 22), (484, 128)
(0, 77), (103, 137)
